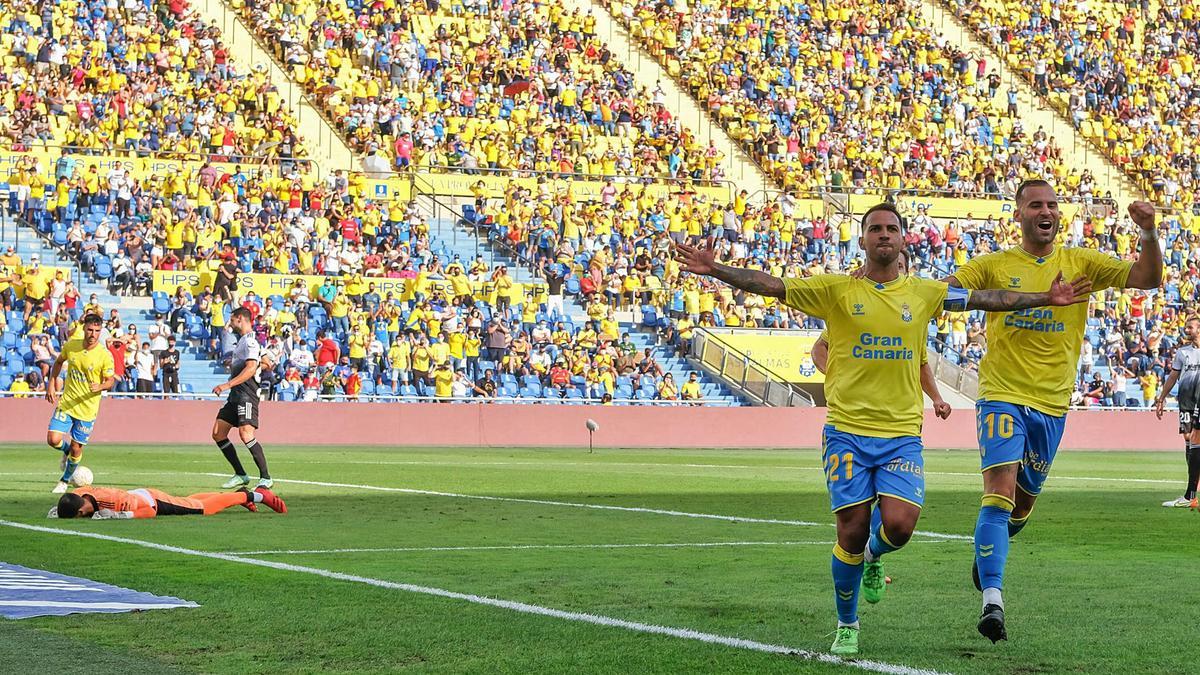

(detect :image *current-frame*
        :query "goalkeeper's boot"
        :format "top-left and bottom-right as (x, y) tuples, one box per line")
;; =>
(237, 488), (258, 513)
(222, 474), (251, 489)
(255, 487), (287, 514)
(862, 560), (886, 604)
(255, 477), (274, 489)
(51, 481), (69, 494)
(830, 625), (860, 656)
(978, 604), (1007, 643)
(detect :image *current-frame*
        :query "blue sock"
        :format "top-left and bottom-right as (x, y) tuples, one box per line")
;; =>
(867, 520), (903, 561)
(58, 439), (71, 456)
(1008, 513), (1030, 538)
(975, 494), (1015, 593)
(831, 544), (864, 625)
(61, 453), (81, 482)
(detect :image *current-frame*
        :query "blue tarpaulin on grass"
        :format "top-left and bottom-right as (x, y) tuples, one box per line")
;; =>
(0, 561), (199, 619)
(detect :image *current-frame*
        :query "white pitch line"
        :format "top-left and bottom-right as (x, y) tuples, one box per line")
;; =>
(228, 540), (952, 556)
(0, 520), (949, 675)
(195, 472), (975, 542)
(187, 458), (1182, 485)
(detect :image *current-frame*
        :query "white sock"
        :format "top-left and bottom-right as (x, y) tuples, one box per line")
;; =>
(837, 620), (860, 629)
(863, 541), (879, 564)
(983, 587), (1003, 609)
(251, 491), (264, 503)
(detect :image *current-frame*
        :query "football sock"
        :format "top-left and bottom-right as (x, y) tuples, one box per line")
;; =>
(244, 438), (270, 479)
(217, 439), (246, 475)
(975, 494), (1014, 602)
(61, 452), (81, 482)
(831, 544), (864, 626)
(1007, 508), (1032, 538)
(866, 522), (903, 562)
(58, 439), (71, 456)
(250, 490), (264, 503)
(1185, 444), (1200, 500)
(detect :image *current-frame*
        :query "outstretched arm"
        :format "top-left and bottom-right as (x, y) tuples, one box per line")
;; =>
(674, 243), (786, 299)
(965, 273), (1092, 311)
(1126, 201), (1163, 289)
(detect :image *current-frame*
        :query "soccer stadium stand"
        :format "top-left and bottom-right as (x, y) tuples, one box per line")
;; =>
(232, 0), (729, 183)
(0, 0), (308, 160)
(0, 148), (740, 404)
(0, 0), (1191, 411)
(949, 0), (1200, 208)
(604, 0), (1087, 197)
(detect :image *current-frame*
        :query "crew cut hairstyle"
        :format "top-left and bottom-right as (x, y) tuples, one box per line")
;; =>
(860, 202), (906, 231)
(1014, 179), (1054, 205)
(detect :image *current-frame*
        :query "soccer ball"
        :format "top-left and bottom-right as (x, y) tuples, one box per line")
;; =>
(70, 466), (93, 488)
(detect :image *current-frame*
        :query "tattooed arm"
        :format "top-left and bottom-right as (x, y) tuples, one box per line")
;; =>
(965, 273), (1093, 311)
(674, 242), (786, 299)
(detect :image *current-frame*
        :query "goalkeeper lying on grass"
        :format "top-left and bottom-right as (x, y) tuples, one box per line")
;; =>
(50, 485), (286, 519)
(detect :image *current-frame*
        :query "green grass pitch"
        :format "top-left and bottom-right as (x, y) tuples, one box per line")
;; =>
(0, 444), (1193, 674)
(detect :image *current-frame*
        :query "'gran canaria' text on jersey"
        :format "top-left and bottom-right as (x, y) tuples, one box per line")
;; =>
(851, 333), (915, 361)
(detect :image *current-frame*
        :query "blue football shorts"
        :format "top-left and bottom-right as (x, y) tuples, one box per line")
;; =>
(975, 400), (1067, 496)
(48, 408), (95, 445)
(821, 425), (925, 512)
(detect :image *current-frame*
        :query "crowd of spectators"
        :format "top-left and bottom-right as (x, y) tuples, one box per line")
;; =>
(0, 0), (308, 161)
(234, 0), (726, 182)
(952, 0), (1200, 210)
(605, 0), (1092, 198)
(2, 150), (714, 403)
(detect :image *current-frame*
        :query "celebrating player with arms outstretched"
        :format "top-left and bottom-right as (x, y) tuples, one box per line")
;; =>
(1153, 315), (1200, 510)
(945, 180), (1163, 643)
(212, 307), (273, 489)
(45, 313), (115, 493)
(676, 203), (1092, 656)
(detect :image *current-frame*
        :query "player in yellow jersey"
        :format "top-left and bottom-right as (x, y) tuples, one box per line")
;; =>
(676, 203), (1092, 656)
(944, 180), (1163, 643)
(45, 314), (116, 494)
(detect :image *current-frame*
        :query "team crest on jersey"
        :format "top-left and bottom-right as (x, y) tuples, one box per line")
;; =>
(900, 303), (912, 322)
(1008, 276), (1021, 288)
(852, 303), (865, 316)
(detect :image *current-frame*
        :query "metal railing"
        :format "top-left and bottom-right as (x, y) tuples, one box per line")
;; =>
(924, 335), (981, 400)
(688, 327), (815, 407)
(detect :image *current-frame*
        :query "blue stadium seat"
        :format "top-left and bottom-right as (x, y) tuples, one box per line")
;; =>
(151, 291), (171, 314)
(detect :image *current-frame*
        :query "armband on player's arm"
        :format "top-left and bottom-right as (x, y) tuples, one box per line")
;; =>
(943, 286), (971, 312)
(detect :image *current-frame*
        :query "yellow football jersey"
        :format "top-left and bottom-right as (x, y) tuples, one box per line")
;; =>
(784, 275), (962, 438)
(58, 339), (115, 422)
(952, 246), (1132, 416)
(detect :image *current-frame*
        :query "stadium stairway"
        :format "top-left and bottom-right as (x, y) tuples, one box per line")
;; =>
(625, 329), (742, 404)
(564, 0), (774, 194)
(430, 216), (748, 404)
(0, 216), (227, 395)
(920, 0), (1141, 203)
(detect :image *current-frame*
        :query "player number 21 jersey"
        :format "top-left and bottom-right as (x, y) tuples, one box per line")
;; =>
(783, 274), (969, 438)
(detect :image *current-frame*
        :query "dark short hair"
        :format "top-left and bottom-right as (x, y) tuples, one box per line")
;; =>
(82, 313), (103, 326)
(860, 202), (906, 231)
(1014, 179), (1054, 205)
(57, 493), (85, 518)
(230, 307), (253, 322)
